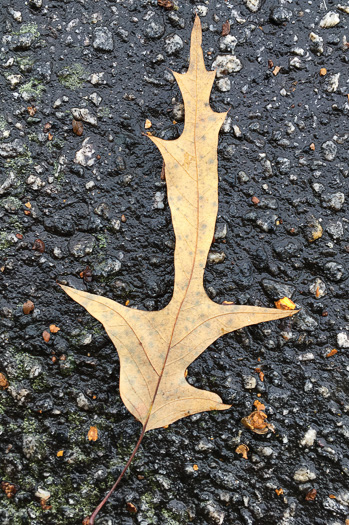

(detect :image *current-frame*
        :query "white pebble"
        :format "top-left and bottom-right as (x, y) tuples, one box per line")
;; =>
(320, 11), (340, 28)
(300, 428), (317, 447)
(337, 332), (349, 348)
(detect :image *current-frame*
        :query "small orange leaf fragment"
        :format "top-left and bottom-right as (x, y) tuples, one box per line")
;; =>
(253, 400), (265, 411)
(57, 450), (64, 457)
(273, 66), (281, 76)
(329, 494), (336, 499)
(88, 426), (98, 441)
(145, 119), (152, 129)
(310, 143), (315, 151)
(221, 20), (230, 36)
(319, 68), (327, 76)
(193, 464), (199, 471)
(126, 502), (137, 514)
(1, 482), (17, 499)
(235, 444), (249, 459)
(326, 348), (337, 358)
(23, 300), (34, 314)
(25, 201), (32, 209)
(305, 488), (317, 501)
(275, 488), (284, 496)
(274, 297), (296, 310)
(49, 324), (60, 333)
(242, 402), (274, 434)
(0, 373), (9, 390)
(42, 330), (50, 342)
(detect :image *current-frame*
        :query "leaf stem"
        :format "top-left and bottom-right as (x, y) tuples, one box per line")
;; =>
(88, 425), (147, 525)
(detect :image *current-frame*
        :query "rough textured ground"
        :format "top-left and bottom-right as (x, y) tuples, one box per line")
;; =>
(0, 0), (349, 524)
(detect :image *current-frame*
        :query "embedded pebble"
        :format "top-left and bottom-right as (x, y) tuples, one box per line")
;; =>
(326, 220), (344, 240)
(68, 234), (96, 258)
(93, 27), (114, 51)
(324, 261), (347, 282)
(243, 375), (257, 389)
(270, 7), (292, 25)
(320, 12), (340, 28)
(164, 34), (184, 55)
(74, 138), (95, 167)
(309, 278), (326, 298)
(219, 35), (237, 52)
(146, 19), (165, 39)
(321, 141), (337, 161)
(243, 0), (262, 12)
(293, 466), (317, 482)
(216, 78), (231, 92)
(337, 332), (349, 348)
(71, 108), (98, 127)
(212, 55), (242, 77)
(300, 428), (317, 447)
(321, 192), (345, 211)
(325, 73), (340, 92)
(309, 32), (324, 55)
(303, 217), (323, 243)
(35, 488), (51, 501)
(208, 252), (226, 264)
(195, 5), (208, 17)
(261, 279), (295, 301)
(76, 392), (90, 410)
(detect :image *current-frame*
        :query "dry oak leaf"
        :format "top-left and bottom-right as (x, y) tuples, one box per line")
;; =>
(60, 16), (297, 434)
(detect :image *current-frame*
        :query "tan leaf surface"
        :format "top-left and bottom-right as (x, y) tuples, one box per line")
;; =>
(60, 16), (297, 433)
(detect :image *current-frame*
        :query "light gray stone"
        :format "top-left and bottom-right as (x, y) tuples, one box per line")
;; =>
(320, 11), (340, 28)
(212, 55), (242, 77)
(93, 27), (114, 51)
